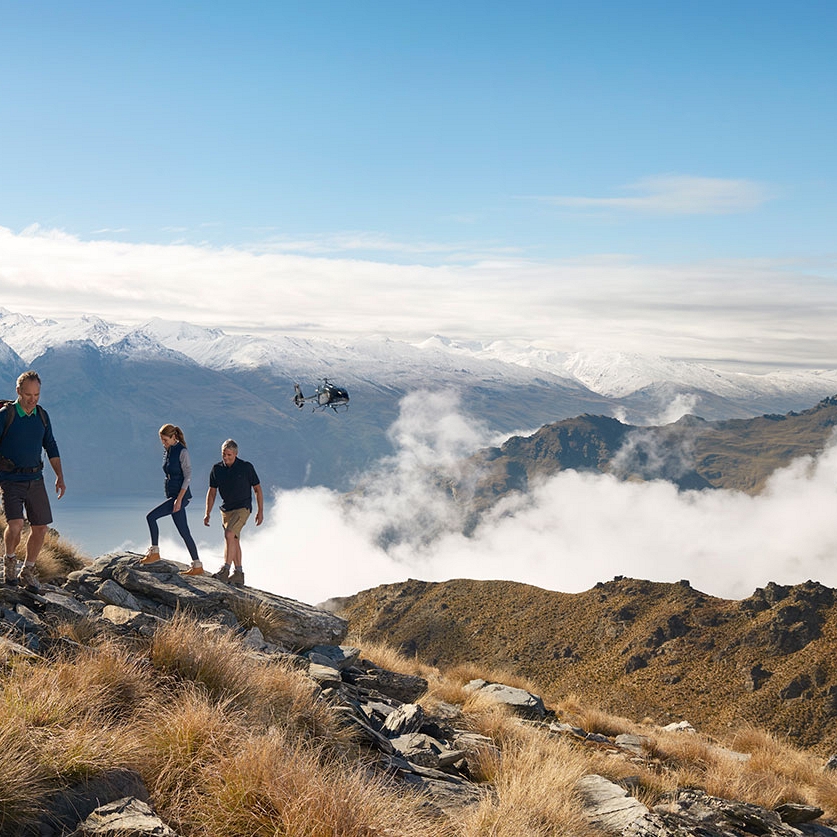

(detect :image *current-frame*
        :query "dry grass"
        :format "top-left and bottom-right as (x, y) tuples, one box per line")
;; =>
(0, 643), (151, 832)
(150, 613), (350, 745)
(167, 727), (452, 837)
(151, 612), (255, 701)
(556, 693), (641, 738)
(0, 715), (52, 831)
(2, 642), (153, 729)
(345, 633), (440, 680)
(454, 724), (601, 837)
(443, 660), (539, 692)
(574, 720), (837, 818)
(37, 530), (88, 580)
(0, 511), (88, 583)
(3, 594), (837, 834)
(227, 596), (289, 644)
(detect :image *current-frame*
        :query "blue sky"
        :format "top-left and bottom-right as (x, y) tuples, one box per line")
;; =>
(1, 2), (836, 366)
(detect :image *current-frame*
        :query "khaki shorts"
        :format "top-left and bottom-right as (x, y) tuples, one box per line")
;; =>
(221, 507), (250, 537)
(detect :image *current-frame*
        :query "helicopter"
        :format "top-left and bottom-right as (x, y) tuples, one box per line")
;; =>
(293, 378), (350, 413)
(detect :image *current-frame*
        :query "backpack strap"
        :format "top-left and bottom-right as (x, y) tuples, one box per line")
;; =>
(36, 405), (49, 429)
(0, 401), (14, 447)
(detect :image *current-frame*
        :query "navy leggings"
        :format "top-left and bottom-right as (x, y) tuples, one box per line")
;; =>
(146, 497), (200, 563)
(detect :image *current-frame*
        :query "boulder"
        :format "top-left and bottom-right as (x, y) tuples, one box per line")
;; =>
(67, 796), (179, 836)
(467, 681), (546, 719)
(382, 702), (425, 737)
(96, 579), (144, 611)
(577, 774), (650, 834)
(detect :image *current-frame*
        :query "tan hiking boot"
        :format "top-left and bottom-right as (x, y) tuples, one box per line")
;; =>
(18, 564), (40, 593)
(229, 568), (245, 587)
(4, 555), (18, 586)
(180, 565), (205, 577)
(212, 564), (230, 582)
(140, 546), (161, 565)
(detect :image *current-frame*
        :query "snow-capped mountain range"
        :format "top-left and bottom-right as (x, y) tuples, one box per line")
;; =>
(2, 306), (836, 410)
(1, 306), (836, 498)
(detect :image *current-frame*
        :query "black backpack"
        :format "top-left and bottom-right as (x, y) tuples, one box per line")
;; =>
(0, 400), (49, 447)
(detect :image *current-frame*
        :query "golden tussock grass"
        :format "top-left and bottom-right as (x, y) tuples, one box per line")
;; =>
(4, 558), (837, 835)
(2, 641), (153, 729)
(167, 727), (453, 837)
(0, 643), (151, 832)
(0, 715), (52, 831)
(555, 692), (640, 738)
(442, 660), (538, 692)
(453, 724), (601, 837)
(36, 531), (88, 580)
(425, 660), (540, 708)
(345, 633), (439, 680)
(151, 611), (255, 701)
(0, 512), (88, 582)
(588, 721), (835, 816)
(227, 596), (289, 645)
(151, 613), (350, 746)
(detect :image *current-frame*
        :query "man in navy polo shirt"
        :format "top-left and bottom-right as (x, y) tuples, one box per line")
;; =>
(204, 439), (263, 587)
(0, 370), (66, 591)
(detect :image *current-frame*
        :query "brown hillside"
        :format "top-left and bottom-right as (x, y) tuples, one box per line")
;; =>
(335, 576), (837, 754)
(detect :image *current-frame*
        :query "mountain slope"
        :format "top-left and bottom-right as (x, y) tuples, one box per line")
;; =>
(333, 576), (837, 753)
(460, 396), (837, 513)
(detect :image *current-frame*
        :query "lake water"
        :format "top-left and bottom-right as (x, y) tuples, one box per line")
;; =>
(52, 495), (214, 559)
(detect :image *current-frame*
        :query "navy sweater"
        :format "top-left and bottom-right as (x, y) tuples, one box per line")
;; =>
(0, 404), (60, 481)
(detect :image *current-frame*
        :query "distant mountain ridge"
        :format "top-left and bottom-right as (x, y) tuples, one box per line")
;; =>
(1, 307), (836, 498)
(457, 396), (837, 517)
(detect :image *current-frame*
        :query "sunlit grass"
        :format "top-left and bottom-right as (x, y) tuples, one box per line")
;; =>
(1, 578), (837, 834)
(0, 510), (88, 583)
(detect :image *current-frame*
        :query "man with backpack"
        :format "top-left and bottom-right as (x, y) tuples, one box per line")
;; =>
(0, 370), (65, 591)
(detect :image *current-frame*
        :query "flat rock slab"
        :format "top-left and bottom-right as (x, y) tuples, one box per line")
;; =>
(68, 796), (179, 835)
(577, 774), (649, 834)
(73, 553), (348, 651)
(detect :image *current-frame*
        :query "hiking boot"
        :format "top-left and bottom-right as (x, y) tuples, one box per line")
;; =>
(212, 564), (230, 582)
(229, 568), (245, 587)
(4, 555), (18, 586)
(140, 546), (161, 565)
(180, 565), (205, 577)
(18, 564), (40, 593)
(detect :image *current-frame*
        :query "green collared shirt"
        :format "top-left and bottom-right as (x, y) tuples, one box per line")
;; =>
(14, 401), (37, 418)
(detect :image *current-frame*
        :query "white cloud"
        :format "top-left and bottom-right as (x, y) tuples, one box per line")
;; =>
(536, 175), (773, 215)
(253, 230), (516, 260)
(1, 224), (836, 369)
(234, 396), (837, 606)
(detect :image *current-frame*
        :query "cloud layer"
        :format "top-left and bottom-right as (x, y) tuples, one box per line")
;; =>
(194, 394), (837, 607)
(2, 225), (836, 370)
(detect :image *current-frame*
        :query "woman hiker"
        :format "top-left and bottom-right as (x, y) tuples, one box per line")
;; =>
(141, 423), (204, 576)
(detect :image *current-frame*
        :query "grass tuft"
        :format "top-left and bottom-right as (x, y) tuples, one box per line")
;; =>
(228, 596), (289, 644)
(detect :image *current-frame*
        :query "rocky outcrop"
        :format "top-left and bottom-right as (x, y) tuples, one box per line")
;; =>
(0, 551), (349, 833)
(62, 551), (348, 651)
(2, 551), (347, 657)
(580, 776), (835, 837)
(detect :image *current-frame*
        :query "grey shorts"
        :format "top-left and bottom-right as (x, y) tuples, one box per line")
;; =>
(0, 478), (53, 526)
